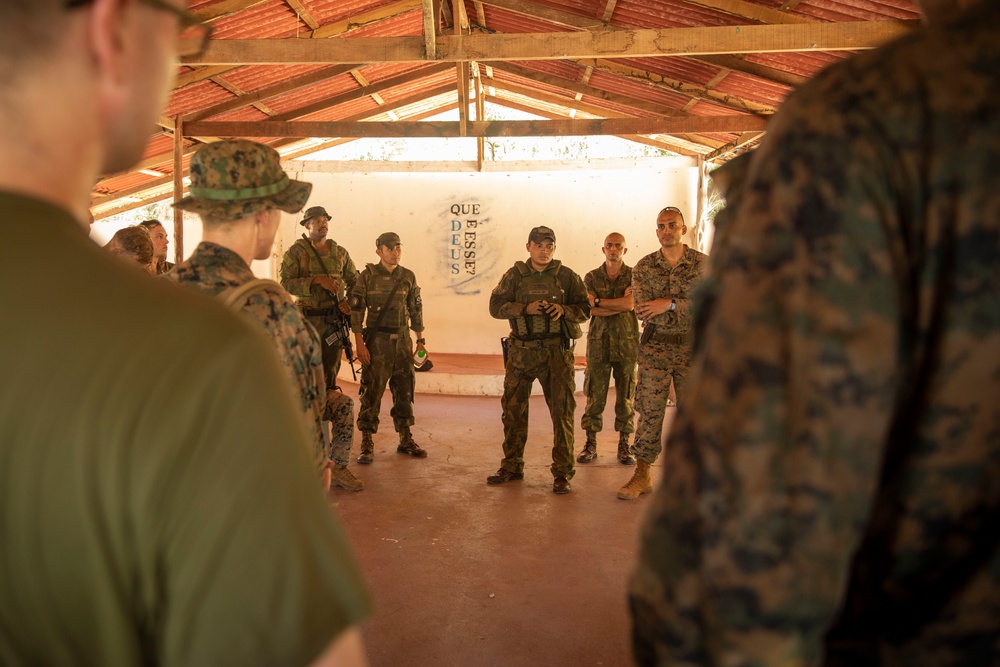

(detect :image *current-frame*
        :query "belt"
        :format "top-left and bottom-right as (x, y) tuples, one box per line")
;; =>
(366, 326), (409, 340)
(302, 307), (336, 316)
(650, 331), (690, 345)
(509, 337), (563, 349)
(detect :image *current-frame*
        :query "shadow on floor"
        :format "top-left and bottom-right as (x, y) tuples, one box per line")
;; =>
(330, 387), (672, 667)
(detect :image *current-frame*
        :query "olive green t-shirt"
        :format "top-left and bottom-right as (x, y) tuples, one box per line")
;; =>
(0, 192), (370, 665)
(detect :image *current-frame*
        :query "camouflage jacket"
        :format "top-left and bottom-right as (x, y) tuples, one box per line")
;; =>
(631, 4), (1000, 666)
(584, 262), (639, 363)
(349, 263), (423, 334)
(631, 245), (707, 334)
(280, 237), (359, 310)
(164, 242), (329, 467)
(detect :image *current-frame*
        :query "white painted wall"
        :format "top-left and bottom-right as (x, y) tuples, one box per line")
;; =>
(271, 157), (701, 355)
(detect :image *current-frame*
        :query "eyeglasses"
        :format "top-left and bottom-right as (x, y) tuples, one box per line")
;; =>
(66, 0), (213, 58)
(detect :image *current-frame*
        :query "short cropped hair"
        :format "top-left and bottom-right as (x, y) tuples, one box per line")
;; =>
(0, 0), (68, 85)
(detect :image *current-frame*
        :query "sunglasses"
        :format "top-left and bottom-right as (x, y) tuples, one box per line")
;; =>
(66, 0), (213, 58)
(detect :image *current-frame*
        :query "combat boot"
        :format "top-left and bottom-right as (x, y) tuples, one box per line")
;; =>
(329, 464), (364, 492)
(358, 432), (375, 464)
(577, 431), (598, 463)
(397, 427), (427, 458)
(617, 461), (652, 500)
(617, 432), (636, 465)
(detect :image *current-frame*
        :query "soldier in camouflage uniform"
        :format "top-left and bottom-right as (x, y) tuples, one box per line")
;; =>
(630, 2), (1000, 665)
(350, 232), (427, 463)
(578, 232), (640, 465)
(168, 140), (364, 493)
(280, 205), (359, 388)
(618, 207), (707, 501)
(487, 226), (590, 495)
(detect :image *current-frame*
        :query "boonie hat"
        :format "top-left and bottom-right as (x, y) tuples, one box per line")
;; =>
(300, 206), (330, 226)
(376, 232), (401, 248)
(173, 140), (312, 222)
(527, 226), (556, 243)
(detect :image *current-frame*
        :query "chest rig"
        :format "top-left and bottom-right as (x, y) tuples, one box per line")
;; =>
(509, 261), (565, 339)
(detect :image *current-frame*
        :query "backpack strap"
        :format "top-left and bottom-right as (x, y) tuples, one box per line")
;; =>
(219, 278), (284, 309)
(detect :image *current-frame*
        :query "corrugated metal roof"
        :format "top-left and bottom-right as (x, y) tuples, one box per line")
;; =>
(91, 0), (922, 216)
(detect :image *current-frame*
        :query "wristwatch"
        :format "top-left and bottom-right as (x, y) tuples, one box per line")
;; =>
(668, 301), (676, 312)
(416, 338), (426, 344)
(594, 297), (601, 307)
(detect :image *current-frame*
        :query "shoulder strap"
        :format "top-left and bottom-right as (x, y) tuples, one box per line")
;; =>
(220, 278), (283, 310)
(370, 272), (403, 331)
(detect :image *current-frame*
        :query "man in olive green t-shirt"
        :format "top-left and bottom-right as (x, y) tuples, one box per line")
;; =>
(0, 2), (369, 665)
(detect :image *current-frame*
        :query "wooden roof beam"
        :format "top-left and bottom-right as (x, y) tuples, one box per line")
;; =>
(183, 115), (769, 138)
(185, 21), (915, 65)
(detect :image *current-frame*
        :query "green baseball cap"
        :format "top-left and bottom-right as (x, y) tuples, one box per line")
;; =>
(174, 140), (312, 221)
(376, 232), (401, 248)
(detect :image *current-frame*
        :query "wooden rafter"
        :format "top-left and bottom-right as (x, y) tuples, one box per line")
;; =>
(186, 21), (915, 65)
(679, 0), (813, 25)
(489, 62), (688, 118)
(485, 78), (724, 151)
(575, 59), (776, 115)
(309, 0), (422, 39)
(268, 63), (454, 123)
(283, 0), (321, 30)
(183, 115), (768, 138)
(183, 64), (361, 122)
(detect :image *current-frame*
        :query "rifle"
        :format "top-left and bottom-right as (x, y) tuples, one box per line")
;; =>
(302, 234), (358, 381)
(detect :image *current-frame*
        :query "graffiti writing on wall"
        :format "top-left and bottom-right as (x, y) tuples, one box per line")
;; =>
(449, 202), (480, 276)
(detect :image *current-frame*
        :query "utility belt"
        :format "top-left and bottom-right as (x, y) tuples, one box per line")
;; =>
(509, 336), (565, 349)
(647, 330), (690, 346)
(363, 326), (410, 341)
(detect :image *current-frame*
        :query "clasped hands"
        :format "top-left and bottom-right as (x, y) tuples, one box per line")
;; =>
(525, 300), (565, 321)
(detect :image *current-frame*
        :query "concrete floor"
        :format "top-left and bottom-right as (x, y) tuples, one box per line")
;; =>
(329, 380), (673, 667)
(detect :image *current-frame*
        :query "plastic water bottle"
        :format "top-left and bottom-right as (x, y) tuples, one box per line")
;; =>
(413, 348), (428, 368)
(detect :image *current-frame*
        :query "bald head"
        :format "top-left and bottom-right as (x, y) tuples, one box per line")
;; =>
(602, 232), (627, 265)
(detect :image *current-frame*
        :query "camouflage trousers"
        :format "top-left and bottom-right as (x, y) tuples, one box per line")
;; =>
(324, 389), (355, 466)
(581, 352), (637, 434)
(357, 332), (415, 434)
(632, 339), (690, 464)
(306, 313), (346, 389)
(499, 342), (576, 480)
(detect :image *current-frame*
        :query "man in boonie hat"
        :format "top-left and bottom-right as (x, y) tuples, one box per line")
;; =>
(167, 139), (365, 494)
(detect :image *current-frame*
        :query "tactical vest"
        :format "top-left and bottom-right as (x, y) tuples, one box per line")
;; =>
(509, 261), (566, 339)
(294, 239), (345, 307)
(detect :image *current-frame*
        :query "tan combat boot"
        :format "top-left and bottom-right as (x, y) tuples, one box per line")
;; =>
(577, 431), (598, 463)
(617, 460), (652, 500)
(358, 432), (375, 464)
(330, 464), (364, 492)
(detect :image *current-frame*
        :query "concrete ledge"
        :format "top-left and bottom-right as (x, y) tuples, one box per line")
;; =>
(337, 353), (587, 396)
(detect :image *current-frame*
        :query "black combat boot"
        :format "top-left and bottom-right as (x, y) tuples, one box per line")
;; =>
(617, 432), (636, 465)
(577, 431), (598, 463)
(397, 427), (427, 458)
(358, 432), (375, 464)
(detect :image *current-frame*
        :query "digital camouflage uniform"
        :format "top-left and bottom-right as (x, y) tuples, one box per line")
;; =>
(164, 242), (353, 469)
(280, 237), (359, 387)
(630, 245), (707, 464)
(350, 262), (423, 435)
(582, 262), (640, 435)
(489, 259), (590, 480)
(631, 4), (1000, 666)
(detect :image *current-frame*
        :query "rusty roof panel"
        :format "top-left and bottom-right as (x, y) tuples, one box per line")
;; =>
(212, 106), (273, 123)
(163, 80), (235, 117)
(710, 71), (792, 106)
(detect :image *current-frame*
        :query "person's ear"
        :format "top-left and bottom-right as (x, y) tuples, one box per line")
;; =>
(88, 0), (129, 102)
